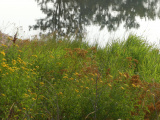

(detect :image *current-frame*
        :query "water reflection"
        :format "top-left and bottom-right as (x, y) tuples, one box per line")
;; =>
(30, 0), (160, 38)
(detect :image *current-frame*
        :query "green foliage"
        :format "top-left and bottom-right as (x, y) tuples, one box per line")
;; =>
(0, 34), (160, 119)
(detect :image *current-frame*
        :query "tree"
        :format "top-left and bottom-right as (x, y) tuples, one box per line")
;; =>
(30, 0), (160, 37)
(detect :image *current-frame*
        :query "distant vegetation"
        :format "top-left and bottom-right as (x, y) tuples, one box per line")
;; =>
(0, 34), (160, 119)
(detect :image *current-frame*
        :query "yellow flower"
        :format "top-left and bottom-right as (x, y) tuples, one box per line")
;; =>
(90, 73), (94, 76)
(22, 61), (27, 66)
(74, 72), (79, 76)
(15, 44), (19, 47)
(17, 57), (22, 63)
(123, 74), (127, 78)
(12, 59), (16, 65)
(94, 73), (98, 76)
(63, 76), (68, 79)
(1, 62), (9, 68)
(32, 98), (36, 101)
(108, 74), (113, 79)
(118, 71), (122, 76)
(137, 85), (140, 88)
(1, 93), (5, 96)
(23, 108), (26, 110)
(75, 89), (79, 92)
(124, 84), (129, 87)
(8, 67), (14, 72)
(2, 58), (6, 61)
(36, 66), (39, 68)
(151, 93), (155, 96)
(21, 66), (26, 70)
(12, 67), (19, 70)
(8, 36), (12, 40)
(32, 55), (37, 58)
(1, 44), (7, 47)
(25, 71), (29, 75)
(27, 76), (30, 78)
(86, 87), (89, 89)
(132, 84), (136, 87)
(0, 51), (5, 56)
(40, 95), (45, 99)
(32, 72), (37, 75)
(28, 90), (31, 93)
(85, 75), (88, 78)
(121, 86), (124, 90)
(91, 78), (94, 81)
(108, 83), (112, 87)
(50, 55), (54, 58)
(40, 82), (44, 85)
(24, 94), (29, 97)
(69, 77), (74, 80)
(147, 90), (150, 92)
(57, 92), (63, 95)
(1, 73), (6, 77)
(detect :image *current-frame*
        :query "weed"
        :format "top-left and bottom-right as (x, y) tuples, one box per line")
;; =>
(0, 34), (160, 119)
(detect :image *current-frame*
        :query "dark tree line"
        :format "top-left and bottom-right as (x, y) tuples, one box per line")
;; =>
(30, 0), (160, 37)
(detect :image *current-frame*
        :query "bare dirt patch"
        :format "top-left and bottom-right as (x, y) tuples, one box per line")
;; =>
(0, 31), (13, 46)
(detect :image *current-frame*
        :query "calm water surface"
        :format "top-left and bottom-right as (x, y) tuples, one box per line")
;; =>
(1, 0), (160, 48)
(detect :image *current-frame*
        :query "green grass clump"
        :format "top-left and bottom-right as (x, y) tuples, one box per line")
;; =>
(0, 34), (160, 119)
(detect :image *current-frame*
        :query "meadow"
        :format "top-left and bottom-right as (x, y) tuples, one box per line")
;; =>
(0, 33), (160, 119)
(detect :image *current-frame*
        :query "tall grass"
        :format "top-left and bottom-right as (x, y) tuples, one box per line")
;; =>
(0, 34), (160, 119)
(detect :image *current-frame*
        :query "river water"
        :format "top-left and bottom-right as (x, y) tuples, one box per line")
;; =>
(1, 0), (160, 48)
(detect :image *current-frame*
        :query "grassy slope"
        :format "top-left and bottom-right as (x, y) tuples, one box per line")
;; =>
(0, 34), (160, 119)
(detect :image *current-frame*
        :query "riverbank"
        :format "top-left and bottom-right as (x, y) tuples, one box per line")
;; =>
(0, 34), (160, 119)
